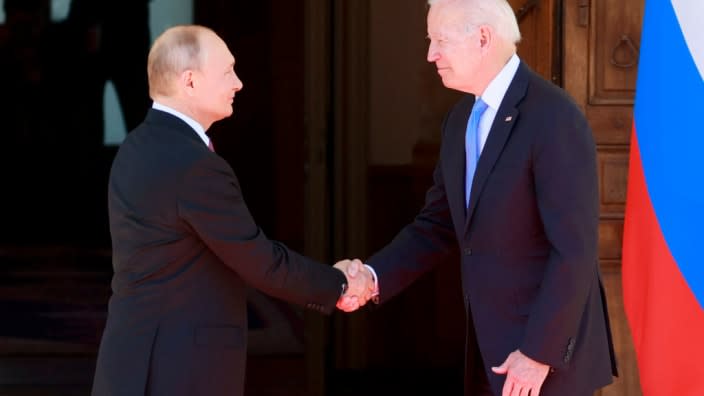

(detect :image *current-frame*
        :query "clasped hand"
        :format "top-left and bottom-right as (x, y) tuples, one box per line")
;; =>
(334, 259), (377, 312)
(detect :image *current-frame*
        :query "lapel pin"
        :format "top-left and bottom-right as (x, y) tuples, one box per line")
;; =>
(505, 116), (513, 122)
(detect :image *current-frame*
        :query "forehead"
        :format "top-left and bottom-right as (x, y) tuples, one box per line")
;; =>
(202, 32), (230, 54)
(427, 2), (468, 35)
(202, 33), (235, 64)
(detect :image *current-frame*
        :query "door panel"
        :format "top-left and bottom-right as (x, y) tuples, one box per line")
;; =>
(564, 0), (644, 394)
(589, 0), (641, 106)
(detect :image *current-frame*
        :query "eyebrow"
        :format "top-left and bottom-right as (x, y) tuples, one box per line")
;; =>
(427, 33), (447, 40)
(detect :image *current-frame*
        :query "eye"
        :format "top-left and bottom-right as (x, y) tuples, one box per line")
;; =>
(428, 35), (448, 46)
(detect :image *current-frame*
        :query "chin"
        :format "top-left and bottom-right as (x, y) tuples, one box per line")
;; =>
(440, 77), (456, 90)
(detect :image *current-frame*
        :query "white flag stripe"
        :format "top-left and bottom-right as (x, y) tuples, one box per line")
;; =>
(671, 0), (704, 81)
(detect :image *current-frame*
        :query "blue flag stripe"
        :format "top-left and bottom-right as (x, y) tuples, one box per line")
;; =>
(634, 0), (704, 307)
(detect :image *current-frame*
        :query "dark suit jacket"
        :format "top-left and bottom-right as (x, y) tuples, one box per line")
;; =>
(367, 62), (617, 395)
(91, 109), (346, 396)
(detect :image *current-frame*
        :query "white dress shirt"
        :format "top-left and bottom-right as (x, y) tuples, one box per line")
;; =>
(476, 53), (521, 154)
(152, 102), (211, 148)
(367, 54), (521, 303)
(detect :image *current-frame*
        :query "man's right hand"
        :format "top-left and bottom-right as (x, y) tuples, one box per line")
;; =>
(334, 259), (375, 312)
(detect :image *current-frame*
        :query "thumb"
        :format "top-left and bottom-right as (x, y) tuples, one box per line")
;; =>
(347, 260), (359, 277)
(491, 358), (509, 375)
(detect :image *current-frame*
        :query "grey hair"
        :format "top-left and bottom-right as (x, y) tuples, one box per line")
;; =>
(427, 0), (521, 45)
(148, 25), (214, 98)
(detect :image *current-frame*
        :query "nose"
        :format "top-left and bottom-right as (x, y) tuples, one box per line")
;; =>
(427, 41), (439, 63)
(233, 73), (243, 92)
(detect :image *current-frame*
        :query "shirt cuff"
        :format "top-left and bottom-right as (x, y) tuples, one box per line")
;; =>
(364, 264), (380, 304)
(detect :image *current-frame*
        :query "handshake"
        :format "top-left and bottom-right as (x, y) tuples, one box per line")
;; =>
(334, 259), (378, 312)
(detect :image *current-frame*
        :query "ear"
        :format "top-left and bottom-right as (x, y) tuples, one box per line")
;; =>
(477, 25), (492, 53)
(180, 70), (197, 97)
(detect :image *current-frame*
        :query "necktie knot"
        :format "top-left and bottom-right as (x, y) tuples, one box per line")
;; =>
(471, 98), (488, 119)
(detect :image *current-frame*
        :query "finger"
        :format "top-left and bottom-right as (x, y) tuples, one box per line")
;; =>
(334, 259), (350, 267)
(338, 295), (358, 308)
(352, 258), (365, 270)
(333, 259), (350, 274)
(502, 378), (513, 396)
(345, 295), (359, 306)
(336, 297), (359, 312)
(347, 299), (360, 311)
(340, 302), (359, 312)
(492, 359), (509, 375)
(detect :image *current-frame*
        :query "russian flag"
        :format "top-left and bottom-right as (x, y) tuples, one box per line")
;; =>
(622, 1), (704, 395)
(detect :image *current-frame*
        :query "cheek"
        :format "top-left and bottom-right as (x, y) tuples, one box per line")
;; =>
(221, 81), (233, 97)
(445, 51), (462, 69)
(455, 57), (477, 77)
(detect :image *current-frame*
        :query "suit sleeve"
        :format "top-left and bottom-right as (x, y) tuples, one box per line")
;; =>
(176, 154), (346, 314)
(367, 117), (459, 303)
(519, 103), (600, 369)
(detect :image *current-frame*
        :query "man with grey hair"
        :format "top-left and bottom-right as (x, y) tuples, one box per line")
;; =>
(91, 25), (375, 396)
(339, 0), (618, 395)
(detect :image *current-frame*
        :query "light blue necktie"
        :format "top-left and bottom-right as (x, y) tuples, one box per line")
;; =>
(465, 98), (488, 207)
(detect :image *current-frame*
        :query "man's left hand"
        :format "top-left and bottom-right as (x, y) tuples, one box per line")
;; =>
(491, 349), (550, 396)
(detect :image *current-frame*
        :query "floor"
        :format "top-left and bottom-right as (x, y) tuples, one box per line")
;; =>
(0, 359), (463, 396)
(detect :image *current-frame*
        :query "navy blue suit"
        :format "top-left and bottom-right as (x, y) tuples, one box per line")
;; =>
(92, 109), (346, 396)
(367, 62), (617, 395)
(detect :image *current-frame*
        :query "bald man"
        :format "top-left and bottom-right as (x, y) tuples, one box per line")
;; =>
(91, 25), (374, 396)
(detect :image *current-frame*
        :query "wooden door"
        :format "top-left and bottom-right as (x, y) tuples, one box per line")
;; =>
(563, 0), (644, 394)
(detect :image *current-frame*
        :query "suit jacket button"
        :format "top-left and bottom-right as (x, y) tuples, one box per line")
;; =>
(463, 248), (472, 256)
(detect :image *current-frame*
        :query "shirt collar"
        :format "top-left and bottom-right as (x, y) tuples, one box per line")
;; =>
(152, 102), (210, 147)
(478, 53), (520, 111)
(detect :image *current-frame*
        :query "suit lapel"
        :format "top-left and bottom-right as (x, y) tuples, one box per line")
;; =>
(464, 63), (530, 232)
(445, 98), (473, 228)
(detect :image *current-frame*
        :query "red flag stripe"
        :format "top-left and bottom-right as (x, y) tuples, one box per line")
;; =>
(622, 128), (704, 395)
